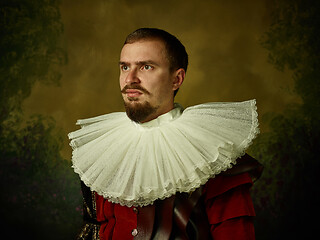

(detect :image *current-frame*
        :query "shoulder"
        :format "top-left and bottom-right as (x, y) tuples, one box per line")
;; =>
(203, 154), (263, 200)
(203, 172), (253, 201)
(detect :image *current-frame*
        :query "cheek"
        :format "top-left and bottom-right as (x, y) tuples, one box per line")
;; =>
(153, 76), (173, 97)
(119, 75), (126, 88)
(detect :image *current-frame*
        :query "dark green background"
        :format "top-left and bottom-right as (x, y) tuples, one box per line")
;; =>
(1, 0), (319, 239)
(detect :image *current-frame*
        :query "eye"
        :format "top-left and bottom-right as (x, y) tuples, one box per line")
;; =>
(143, 65), (153, 70)
(121, 65), (129, 71)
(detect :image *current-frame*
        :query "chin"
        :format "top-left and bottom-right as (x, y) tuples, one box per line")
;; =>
(123, 100), (159, 123)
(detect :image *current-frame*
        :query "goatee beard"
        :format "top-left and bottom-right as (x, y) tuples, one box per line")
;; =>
(124, 100), (159, 123)
(121, 84), (158, 123)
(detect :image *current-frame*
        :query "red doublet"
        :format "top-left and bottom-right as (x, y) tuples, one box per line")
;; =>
(95, 172), (255, 240)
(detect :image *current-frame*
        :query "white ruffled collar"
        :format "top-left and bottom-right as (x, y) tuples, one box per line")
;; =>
(69, 100), (259, 207)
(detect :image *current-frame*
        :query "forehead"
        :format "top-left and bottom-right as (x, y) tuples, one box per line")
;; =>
(120, 40), (168, 64)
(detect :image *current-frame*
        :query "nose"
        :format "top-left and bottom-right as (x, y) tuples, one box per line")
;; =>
(125, 68), (140, 84)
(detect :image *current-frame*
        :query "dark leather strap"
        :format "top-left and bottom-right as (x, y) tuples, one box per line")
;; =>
(152, 196), (175, 240)
(186, 196), (212, 240)
(136, 204), (155, 239)
(172, 186), (203, 239)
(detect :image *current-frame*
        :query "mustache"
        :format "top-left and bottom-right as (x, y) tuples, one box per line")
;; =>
(121, 84), (151, 95)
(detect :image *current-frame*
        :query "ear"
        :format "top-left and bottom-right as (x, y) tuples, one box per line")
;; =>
(172, 68), (185, 91)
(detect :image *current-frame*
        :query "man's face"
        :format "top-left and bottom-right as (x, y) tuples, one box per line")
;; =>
(119, 39), (176, 123)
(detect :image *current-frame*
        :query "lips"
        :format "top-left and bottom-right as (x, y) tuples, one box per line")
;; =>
(125, 89), (142, 98)
(121, 85), (150, 98)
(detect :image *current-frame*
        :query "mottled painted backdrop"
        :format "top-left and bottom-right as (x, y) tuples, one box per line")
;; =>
(23, 0), (298, 159)
(2, 0), (318, 239)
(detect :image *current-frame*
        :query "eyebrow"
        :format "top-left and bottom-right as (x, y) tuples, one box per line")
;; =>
(119, 60), (160, 66)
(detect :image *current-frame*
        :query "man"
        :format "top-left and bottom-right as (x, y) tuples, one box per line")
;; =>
(69, 28), (262, 239)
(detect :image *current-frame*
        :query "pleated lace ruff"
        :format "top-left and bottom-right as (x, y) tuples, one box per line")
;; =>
(68, 100), (259, 207)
